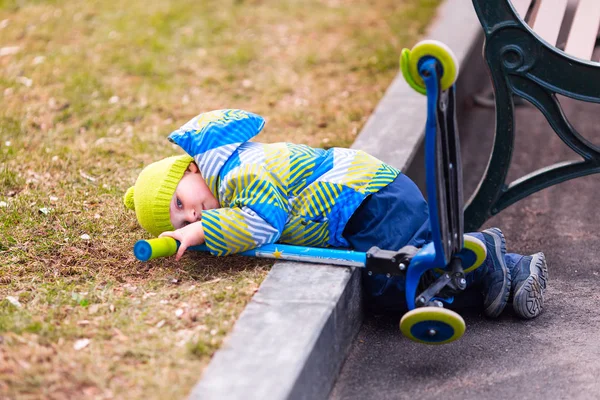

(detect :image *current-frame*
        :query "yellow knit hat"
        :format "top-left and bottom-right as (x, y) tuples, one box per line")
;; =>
(123, 155), (194, 236)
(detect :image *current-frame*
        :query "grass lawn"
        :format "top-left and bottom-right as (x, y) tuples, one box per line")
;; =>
(0, 0), (441, 398)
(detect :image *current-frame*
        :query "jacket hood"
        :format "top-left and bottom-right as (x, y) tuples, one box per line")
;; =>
(168, 109), (265, 197)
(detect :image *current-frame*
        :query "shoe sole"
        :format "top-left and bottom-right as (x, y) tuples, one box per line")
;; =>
(483, 228), (511, 318)
(513, 252), (548, 319)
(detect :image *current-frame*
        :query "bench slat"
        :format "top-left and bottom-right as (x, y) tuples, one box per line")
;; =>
(564, 0), (600, 61)
(511, 0), (533, 19)
(530, 0), (569, 46)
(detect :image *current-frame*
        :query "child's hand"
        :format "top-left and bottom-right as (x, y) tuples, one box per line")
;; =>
(159, 222), (205, 261)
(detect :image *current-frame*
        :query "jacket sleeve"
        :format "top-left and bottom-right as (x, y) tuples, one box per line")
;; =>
(200, 164), (288, 256)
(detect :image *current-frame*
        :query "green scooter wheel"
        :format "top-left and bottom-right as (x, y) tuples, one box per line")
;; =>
(400, 40), (459, 95)
(400, 307), (465, 345)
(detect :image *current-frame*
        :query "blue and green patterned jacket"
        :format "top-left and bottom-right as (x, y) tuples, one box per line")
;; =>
(168, 109), (400, 256)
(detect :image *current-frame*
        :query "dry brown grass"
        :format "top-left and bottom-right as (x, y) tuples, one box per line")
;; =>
(0, 0), (441, 398)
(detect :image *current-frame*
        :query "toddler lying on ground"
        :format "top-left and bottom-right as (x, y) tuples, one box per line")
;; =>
(124, 109), (548, 318)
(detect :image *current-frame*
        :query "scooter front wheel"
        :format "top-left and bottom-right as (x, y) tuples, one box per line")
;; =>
(400, 306), (465, 345)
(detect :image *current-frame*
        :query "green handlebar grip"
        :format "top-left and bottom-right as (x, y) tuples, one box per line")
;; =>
(134, 237), (178, 261)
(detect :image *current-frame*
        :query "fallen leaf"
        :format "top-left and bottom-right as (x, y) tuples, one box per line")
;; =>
(73, 338), (90, 350)
(16, 76), (32, 87)
(0, 46), (20, 56)
(79, 170), (97, 182)
(6, 296), (21, 308)
(88, 304), (100, 314)
(200, 278), (222, 286)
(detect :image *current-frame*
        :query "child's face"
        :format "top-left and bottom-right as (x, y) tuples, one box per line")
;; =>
(169, 162), (220, 229)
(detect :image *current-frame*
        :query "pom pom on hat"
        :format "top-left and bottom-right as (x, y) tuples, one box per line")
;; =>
(123, 155), (194, 236)
(124, 187), (135, 210)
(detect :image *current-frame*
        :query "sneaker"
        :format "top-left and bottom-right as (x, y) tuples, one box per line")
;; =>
(511, 252), (548, 319)
(480, 228), (512, 318)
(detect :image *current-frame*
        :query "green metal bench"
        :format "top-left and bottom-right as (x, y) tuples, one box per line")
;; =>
(465, 0), (600, 231)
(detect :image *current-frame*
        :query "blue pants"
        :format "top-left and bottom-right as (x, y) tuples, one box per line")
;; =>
(342, 173), (522, 311)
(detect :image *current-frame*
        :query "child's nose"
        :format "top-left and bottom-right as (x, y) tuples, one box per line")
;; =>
(187, 208), (201, 223)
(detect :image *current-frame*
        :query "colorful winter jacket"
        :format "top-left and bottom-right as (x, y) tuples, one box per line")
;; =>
(168, 109), (400, 256)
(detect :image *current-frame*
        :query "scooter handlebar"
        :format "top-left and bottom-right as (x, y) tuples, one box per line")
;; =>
(134, 237), (178, 261)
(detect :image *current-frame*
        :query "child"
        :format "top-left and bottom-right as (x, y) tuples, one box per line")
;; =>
(124, 109), (548, 319)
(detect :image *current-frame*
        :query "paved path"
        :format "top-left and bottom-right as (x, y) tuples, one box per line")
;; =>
(330, 94), (600, 399)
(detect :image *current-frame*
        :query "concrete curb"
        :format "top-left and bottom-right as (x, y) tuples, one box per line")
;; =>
(190, 1), (484, 399)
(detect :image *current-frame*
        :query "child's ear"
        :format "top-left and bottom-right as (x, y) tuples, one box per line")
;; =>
(187, 162), (199, 173)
